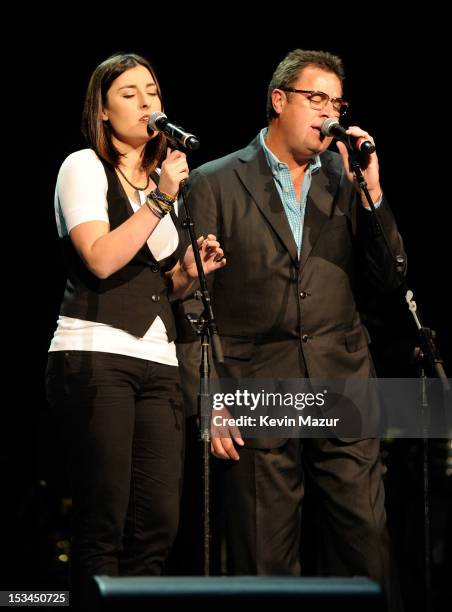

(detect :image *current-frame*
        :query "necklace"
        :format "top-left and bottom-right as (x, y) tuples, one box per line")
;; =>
(116, 166), (150, 191)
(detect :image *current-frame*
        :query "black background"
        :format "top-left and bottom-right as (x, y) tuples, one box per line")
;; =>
(4, 13), (451, 609)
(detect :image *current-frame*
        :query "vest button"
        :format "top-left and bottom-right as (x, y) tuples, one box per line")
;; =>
(302, 334), (309, 343)
(151, 264), (160, 273)
(299, 291), (307, 299)
(151, 294), (161, 303)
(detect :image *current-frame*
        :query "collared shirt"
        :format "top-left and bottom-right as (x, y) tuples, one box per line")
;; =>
(259, 128), (381, 256)
(260, 128), (321, 255)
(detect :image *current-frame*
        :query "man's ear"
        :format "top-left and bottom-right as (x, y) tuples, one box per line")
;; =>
(271, 88), (285, 116)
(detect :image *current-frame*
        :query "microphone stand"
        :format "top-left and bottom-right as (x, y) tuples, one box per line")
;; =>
(348, 150), (450, 612)
(179, 178), (224, 577)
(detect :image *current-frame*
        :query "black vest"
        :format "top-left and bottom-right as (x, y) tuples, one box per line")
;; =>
(59, 158), (187, 340)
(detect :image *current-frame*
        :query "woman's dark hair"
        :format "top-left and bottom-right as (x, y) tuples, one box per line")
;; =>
(82, 52), (167, 174)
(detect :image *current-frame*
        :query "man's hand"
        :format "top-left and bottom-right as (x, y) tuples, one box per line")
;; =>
(336, 126), (382, 208)
(210, 406), (245, 461)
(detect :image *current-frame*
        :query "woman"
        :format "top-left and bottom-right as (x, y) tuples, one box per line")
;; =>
(45, 52), (225, 596)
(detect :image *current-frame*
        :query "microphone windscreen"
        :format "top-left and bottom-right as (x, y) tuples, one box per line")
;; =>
(148, 111), (167, 131)
(320, 117), (341, 137)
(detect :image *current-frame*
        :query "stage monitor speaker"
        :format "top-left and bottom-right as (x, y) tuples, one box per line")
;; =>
(92, 575), (383, 611)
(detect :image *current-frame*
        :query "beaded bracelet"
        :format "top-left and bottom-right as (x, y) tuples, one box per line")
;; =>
(154, 197), (174, 214)
(154, 187), (177, 204)
(145, 192), (173, 216)
(152, 189), (175, 207)
(145, 197), (165, 219)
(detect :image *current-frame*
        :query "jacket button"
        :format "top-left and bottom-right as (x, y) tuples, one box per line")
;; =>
(151, 294), (160, 303)
(299, 291), (307, 299)
(302, 334), (309, 343)
(151, 264), (160, 273)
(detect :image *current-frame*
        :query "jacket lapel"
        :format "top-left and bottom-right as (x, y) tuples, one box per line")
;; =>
(298, 156), (341, 270)
(235, 140), (299, 266)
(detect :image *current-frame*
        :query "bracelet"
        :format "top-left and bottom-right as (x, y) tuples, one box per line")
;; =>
(153, 197), (174, 214)
(145, 192), (174, 217)
(155, 187), (177, 204)
(145, 197), (165, 219)
(148, 188), (176, 210)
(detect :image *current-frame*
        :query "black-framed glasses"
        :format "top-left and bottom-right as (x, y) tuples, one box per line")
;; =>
(280, 88), (349, 116)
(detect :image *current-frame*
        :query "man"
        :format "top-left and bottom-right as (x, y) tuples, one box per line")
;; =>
(179, 49), (404, 610)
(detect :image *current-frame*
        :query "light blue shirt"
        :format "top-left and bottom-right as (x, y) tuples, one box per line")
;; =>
(260, 128), (320, 255)
(259, 128), (381, 256)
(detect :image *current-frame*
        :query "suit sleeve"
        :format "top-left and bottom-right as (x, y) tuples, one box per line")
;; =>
(182, 168), (221, 241)
(355, 193), (407, 293)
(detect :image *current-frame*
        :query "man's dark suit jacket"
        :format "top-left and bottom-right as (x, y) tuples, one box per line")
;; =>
(176, 135), (406, 445)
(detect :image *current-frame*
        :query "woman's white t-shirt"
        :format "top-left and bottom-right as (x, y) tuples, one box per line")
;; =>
(48, 149), (180, 366)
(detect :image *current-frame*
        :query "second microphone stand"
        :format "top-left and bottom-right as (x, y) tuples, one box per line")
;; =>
(348, 150), (450, 612)
(179, 179), (223, 576)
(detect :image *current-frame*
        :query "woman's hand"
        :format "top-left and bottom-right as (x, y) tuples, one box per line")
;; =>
(168, 234), (226, 300)
(182, 234), (226, 278)
(158, 148), (189, 198)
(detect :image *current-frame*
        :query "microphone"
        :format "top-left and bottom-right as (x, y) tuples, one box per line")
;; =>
(148, 111), (200, 151)
(321, 118), (376, 154)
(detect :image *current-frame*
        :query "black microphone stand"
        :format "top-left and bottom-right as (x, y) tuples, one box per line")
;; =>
(179, 178), (224, 577)
(348, 150), (450, 612)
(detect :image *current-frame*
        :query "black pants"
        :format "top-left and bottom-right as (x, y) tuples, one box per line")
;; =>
(214, 338), (403, 612)
(220, 439), (402, 608)
(45, 351), (184, 590)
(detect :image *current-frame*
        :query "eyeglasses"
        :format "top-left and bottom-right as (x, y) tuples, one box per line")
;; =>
(280, 88), (349, 116)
